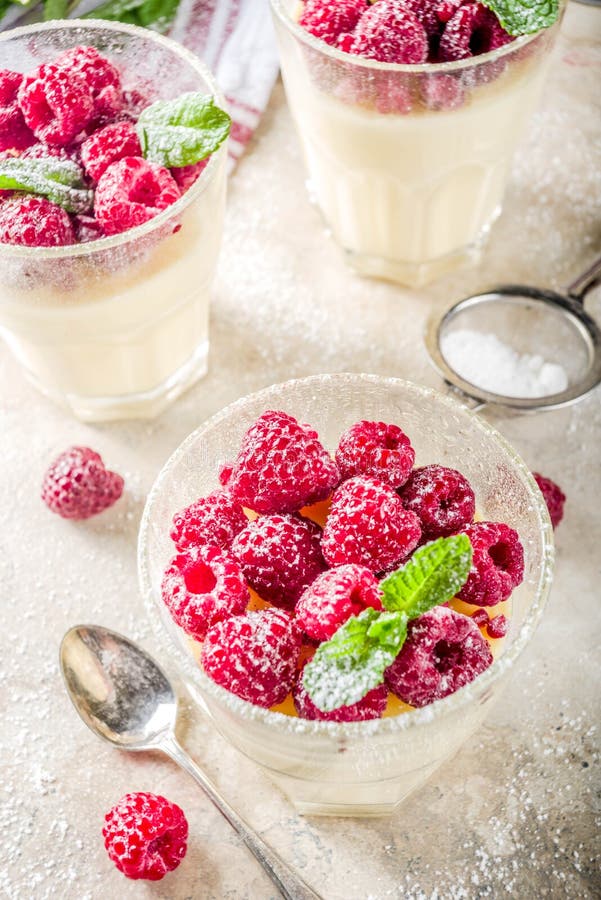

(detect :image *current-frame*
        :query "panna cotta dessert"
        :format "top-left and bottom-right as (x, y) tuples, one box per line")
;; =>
(270, 0), (562, 286)
(0, 22), (229, 421)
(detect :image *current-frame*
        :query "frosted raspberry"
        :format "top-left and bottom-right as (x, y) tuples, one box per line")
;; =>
(161, 544), (249, 640)
(386, 605), (493, 707)
(336, 420), (415, 488)
(201, 608), (302, 708)
(533, 472), (565, 529)
(299, 0), (367, 46)
(400, 465), (475, 538)
(457, 522), (524, 607)
(170, 489), (247, 552)
(347, 1), (428, 63)
(55, 45), (123, 123)
(321, 476), (421, 573)
(374, 74), (414, 115)
(470, 607), (489, 627)
(103, 792), (188, 881)
(421, 73), (465, 110)
(487, 613), (508, 639)
(80, 121), (141, 183)
(227, 411), (339, 515)
(0, 70), (36, 152)
(94, 156), (181, 236)
(0, 197), (75, 247)
(18, 64), (94, 146)
(295, 564), (383, 641)
(41, 446), (123, 519)
(438, 3), (512, 62)
(293, 676), (388, 722)
(231, 514), (326, 608)
(218, 463), (234, 486)
(73, 214), (103, 243)
(170, 159), (209, 193)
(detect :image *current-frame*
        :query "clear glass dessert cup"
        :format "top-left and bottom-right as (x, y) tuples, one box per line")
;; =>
(270, 0), (563, 287)
(138, 373), (554, 817)
(0, 21), (228, 422)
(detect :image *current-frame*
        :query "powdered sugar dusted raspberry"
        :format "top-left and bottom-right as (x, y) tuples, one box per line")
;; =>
(487, 613), (508, 639)
(18, 64), (95, 146)
(170, 489), (247, 552)
(227, 411), (339, 515)
(171, 159), (209, 193)
(294, 675), (388, 721)
(533, 472), (566, 529)
(335, 420), (415, 488)
(457, 521), (524, 607)
(231, 513), (326, 608)
(295, 564), (383, 641)
(55, 45), (123, 124)
(94, 156), (181, 236)
(400, 464), (475, 538)
(470, 607), (489, 627)
(321, 476), (421, 572)
(73, 214), (103, 243)
(386, 605), (493, 707)
(201, 608), (302, 708)
(161, 544), (249, 640)
(299, 0), (367, 47)
(80, 121), (141, 183)
(102, 792), (188, 881)
(421, 73), (466, 110)
(0, 70), (36, 152)
(346, 0), (428, 64)
(438, 2), (512, 62)
(41, 445), (123, 519)
(0, 196), (75, 247)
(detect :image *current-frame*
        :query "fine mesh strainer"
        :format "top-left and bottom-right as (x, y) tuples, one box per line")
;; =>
(426, 255), (601, 411)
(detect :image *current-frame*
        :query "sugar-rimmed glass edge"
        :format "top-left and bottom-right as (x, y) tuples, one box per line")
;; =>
(138, 373), (555, 740)
(0, 19), (227, 260)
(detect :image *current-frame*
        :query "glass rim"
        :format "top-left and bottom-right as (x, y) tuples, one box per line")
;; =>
(0, 19), (227, 260)
(138, 373), (555, 741)
(269, 0), (546, 74)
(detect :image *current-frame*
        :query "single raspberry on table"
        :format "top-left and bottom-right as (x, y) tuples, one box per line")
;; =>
(400, 464), (475, 538)
(201, 608), (302, 708)
(457, 521), (524, 607)
(295, 563), (383, 641)
(0, 70), (36, 152)
(94, 156), (181, 236)
(385, 605), (493, 707)
(321, 476), (421, 573)
(80, 121), (141, 183)
(438, 2), (512, 62)
(170, 489), (248, 553)
(0, 196), (75, 247)
(41, 446), (124, 519)
(533, 472), (566, 529)
(293, 675), (388, 722)
(102, 792), (188, 881)
(231, 513), (326, 608)
(346, 0), (429, 64)
(487, 613), (508, 639)
(161, 544), (249, 640)
(18, 64), (95, 146)
(55, 45), (123, 123)
(227, 411), (339, 515)
(170, 159), (209, 193)
(335, 420), (415, 488)
(299, 0), (367, 46)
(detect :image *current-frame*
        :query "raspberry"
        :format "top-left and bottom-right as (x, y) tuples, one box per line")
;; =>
(335, 420), (415, 488)
(293, 675), (388, 721)
(400, 465), (475, 538)
(55, 45), (123, 123)
(201, 608), (302, 708)
(295, 564), (383, 641)
(0, 70), (36, 152)
(170, 489), (248, 552)
(470, 607), (489, 627)
(73, 214), (103, 243)
(18, 64), (94, 146)
(227, 411), (339, 515)
(533, 472), (565, 529)
(80, 121), (141, 183)
(438, 3), (512, 62)
(347, 1), (428, 63)
(421, 73), (465, 110)
(41, 446), (123, 519)
(457, 522), (524, 607)
(321, 476), (421, 573)
(171, 159), (209, 193)
(0, 197), (75, 247)
(385, 605), (493, 707)
(487, 613), (508, 639)
(231, 513), (326, 608)
(299, 0), (367, 46)
(94, 157), (181, 236)
(161, 544), (249, 640)
(374, 74), (414, 115)
(102, 792), (188, 881)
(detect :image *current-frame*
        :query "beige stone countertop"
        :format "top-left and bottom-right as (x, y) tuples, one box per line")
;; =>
(1, 4), (600, 898)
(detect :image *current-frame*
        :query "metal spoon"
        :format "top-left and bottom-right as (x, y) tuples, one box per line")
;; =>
(60, 624), (321, 900)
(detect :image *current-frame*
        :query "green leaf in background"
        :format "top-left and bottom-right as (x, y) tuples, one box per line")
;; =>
(302, 609), (408, 712)
(0, 157), (93, 214)
(480, 0), (559, 36)
(136, 92), (231, 168)
(380, 535), (473, 619)
(43, 0), (68, 20)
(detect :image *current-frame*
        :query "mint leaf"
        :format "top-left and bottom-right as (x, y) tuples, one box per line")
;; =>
(480, 0), (559, 36)
(136, 93), (231, 168)
(0, 157), (93, 214)
(302, 609), (408, 712)
(380, 534), (473, 619)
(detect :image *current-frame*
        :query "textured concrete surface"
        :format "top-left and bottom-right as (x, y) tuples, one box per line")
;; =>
(1, 5), (600, 898)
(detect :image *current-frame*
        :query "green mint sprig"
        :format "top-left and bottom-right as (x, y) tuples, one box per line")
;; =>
(136, 93), (231, 168)
(302, 534), (473, 713)
(0, 157), (93, 214)
(480, 0), (559, 37)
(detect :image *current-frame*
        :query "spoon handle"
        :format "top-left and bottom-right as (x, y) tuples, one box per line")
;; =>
(161, 735), (323, 900)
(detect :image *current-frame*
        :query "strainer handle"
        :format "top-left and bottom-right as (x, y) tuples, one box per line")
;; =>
(566, 254), (601, 303)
